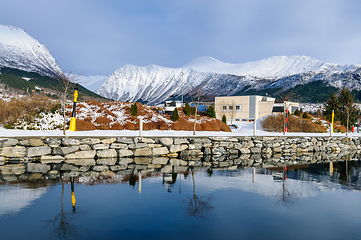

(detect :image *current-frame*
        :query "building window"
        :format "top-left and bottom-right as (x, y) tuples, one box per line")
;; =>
(236, 105), (241, 111)
(235, 119), (240, 121)
(229, 105), (233, 110)
(222, 105), (227, 111)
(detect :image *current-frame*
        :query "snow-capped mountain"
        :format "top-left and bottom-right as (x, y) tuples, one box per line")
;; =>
(0, 25), (63, 77)
(96, 56), (361, 105)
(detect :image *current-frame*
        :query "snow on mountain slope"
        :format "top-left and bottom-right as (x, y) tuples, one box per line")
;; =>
(96, 55), (361, 105)
(77, 75), (107, 92)
(183, 55), (358, 79)
(0, 25), (63, 77)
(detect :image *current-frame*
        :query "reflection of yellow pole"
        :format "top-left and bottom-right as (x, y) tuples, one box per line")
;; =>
(330, 161), (333, 175)
(138, 172), (142, 193)
(71, 178), (76, 210)
(69, 84), (78, 131)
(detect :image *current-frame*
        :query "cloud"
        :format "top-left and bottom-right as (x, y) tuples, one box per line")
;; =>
(1, 0), (361, 75)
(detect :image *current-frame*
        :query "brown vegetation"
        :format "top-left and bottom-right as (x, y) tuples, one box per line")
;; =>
(0, 95), (57, 126)
(74, 101), (231, 132)
(261, 114), (326, 133)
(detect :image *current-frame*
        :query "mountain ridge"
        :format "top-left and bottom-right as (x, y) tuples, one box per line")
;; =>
(96, 55), (361, 104)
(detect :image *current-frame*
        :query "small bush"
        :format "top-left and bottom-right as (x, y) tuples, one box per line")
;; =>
(302, 112), (309, 119)
(172, 108), (179, 121)
(222, 114), (227, 124)
(207, 105), (216, 118)
(294, 109), (300, 116)
(130, 103), (138, 116)
(184, 102), (191, 116)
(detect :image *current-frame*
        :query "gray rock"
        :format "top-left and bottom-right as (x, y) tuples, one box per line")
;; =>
(1, 146), (26, 157)
(97, 149), (117, 158)
(110, 143), (128, 149)
(92, 143), (109, 150)
(174, 138), (189, 145)
(65, 158), (96, 166)
(47, 170), (61, 179)
(27, 146), (52, 158)
(29, 138), (44, 147)
(118, 158), (134, 165)
(65, 150), (96, 159)
(116, 138), (134, 144)
(0, 138), (18, 147)
(134, 157), (152, 164)
(152, 157), (169, 165)
(128, 143), (148, 149)
(45, 138), (62, 147)
(118, 149), (134, 157)
(101, 138), (116, 144)
(27, 163), (51, 173)
(53, 146), (79, 155)
(212, 147), (226, 155)
(96, 158), (117, 165)
(60, 164), (79, 171)
(0, 164), (26, 175)
(169, 144), (188, 153)
(139, 138), (155, 144)
(159, 138), (173, 146)
(152, 147), (169, 156)
(93, 165), (109, 172)
(134, 148), (152, 156)
(62, 138), (81, 146)
(81, 138), (101, 145)
(40, 155), (64, 164)
(79, 144), (92, 151)
(188, 144), (202, 150)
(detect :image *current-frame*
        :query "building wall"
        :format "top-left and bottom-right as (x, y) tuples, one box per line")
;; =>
(215, 96), (275, 122)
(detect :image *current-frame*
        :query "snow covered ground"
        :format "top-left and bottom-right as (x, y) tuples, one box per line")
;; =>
(1, 119), (359, 138)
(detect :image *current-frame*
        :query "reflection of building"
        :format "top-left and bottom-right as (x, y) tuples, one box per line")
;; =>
(215, 95), (275, 122)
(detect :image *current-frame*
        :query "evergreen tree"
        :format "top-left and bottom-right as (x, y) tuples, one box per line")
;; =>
(323, 92), (339, 122)
(184, 102), (191, 116)
(222, 114), (227, 124)
(206, 105), (216, 118)
(130, 103), (138, 116)
(172, 108), (179, 121)
(302, 112), (309, 119)
(293, 109), (300, 116)
(338, 87), (358, 128)
(191, 106), (196, 115)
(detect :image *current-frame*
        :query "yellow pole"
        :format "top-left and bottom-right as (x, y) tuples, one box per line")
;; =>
(69, 84), (78, 131)
(331, 110), (334, 136)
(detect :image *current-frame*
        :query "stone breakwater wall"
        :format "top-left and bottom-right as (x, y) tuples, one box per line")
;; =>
(0, 136), (360, 181)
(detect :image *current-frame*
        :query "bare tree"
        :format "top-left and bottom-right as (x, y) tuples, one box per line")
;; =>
(56, 72), (80, 135)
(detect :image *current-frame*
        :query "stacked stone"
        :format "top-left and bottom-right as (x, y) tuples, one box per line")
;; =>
(1, 136), (360, 182)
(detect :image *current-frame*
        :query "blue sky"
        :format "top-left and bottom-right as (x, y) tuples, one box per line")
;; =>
(1, 0), (361, 76)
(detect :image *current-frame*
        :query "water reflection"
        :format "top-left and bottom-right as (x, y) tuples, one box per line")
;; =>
(1, 157), (361, 240)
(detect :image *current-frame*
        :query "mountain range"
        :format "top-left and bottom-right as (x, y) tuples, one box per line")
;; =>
(96, 56), (361, 104)
(2, 24), (361, 104)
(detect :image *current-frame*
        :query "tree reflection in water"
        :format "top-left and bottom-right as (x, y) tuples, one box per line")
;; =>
(276, 166), (297, 208)
(184, 171), (214, 219)
(46, 177), (79, 239)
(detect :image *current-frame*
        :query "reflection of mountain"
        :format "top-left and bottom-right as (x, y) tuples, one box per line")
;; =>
(0, 186), (48, 215)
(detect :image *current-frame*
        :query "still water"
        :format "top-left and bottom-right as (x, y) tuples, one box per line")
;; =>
(1, 160), (361, 240)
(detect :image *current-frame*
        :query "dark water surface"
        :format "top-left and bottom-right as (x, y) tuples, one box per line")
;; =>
(1, 160), (361, 240)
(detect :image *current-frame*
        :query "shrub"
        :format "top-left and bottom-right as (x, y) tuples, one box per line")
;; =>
(294, 109), (300, 116)
(261, 114), (326, 133)
(207, 105), (216, 118)
(222, 114), (227, 124)
(184, 102), (191, 116)
(172, 108), (179, 121)
(130, 103), (138, 116)
(302, 112), (309, 119)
